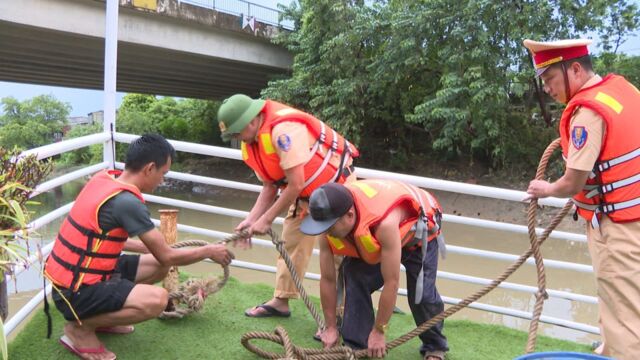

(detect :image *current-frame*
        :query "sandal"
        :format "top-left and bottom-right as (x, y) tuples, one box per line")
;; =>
(244, 303), (291, 318)
(59, 335), (116, 360)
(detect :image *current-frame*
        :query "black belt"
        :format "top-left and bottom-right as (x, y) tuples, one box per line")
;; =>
(341, 164), (355, 179)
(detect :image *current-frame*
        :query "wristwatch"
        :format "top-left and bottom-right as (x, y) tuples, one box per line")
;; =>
(375, 322), (389, 334)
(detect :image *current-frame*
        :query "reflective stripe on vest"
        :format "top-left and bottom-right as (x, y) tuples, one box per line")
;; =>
(585, 172), (640, 199)
(241, 100), (360, 197)
(559, 74), (640, 224)
(326, 180), (442, 286)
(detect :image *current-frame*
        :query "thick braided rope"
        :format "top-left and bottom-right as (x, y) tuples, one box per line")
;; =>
(159, 232), (247, 319)
(241, 326), (357, 360)
(525, 138), (561, 352)
(242, 144), (573, 358)
(376, 203), (574, 357)
(267, 229), (325, 329)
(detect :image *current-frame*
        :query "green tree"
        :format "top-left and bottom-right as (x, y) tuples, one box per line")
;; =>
(104, 94), (222, 165)
(0, 95), (70, 150)
(263, 0), (639, 170)
(59, 123), (103, 165)
(594, 52), (640, 86)
(117, 94), (221, 144)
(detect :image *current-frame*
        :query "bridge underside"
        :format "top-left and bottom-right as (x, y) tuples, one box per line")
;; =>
(0, 21), (287, 99)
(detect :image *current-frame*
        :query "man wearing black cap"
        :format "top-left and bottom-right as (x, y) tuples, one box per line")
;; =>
(300, 180), (448, 360)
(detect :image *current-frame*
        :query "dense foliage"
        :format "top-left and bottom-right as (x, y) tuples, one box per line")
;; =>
(60, 94), (222, 165)
(0, 95), (70, 150)
(266, 0), (640, 169)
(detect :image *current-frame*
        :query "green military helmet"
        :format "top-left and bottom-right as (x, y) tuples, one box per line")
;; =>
(217, 94), (266, 141)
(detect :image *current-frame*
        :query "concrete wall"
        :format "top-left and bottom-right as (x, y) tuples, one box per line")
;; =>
(0, 0), (293, 98)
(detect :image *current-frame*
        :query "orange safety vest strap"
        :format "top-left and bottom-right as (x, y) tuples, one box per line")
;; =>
(596, 146), (640, 172)
(50, 229), (108, 292)
(386, 182), (445, 305)
(305, 131), (354, 189)
(56, 233), (121, 259)
(66, 215), (128, 242)
(48, 251), (114, 276)
(573, 196), (640, 228)
(585, 173), (640, 199)
(51, 215), (127, 291)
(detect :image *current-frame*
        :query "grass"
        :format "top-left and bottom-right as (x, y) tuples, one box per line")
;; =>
(9, 277), (591, 359)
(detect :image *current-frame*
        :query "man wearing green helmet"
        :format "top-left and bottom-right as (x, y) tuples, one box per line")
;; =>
(218, 94), (360, 319)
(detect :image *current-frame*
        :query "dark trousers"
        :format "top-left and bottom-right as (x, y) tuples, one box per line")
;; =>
(340, 238), (449, 355)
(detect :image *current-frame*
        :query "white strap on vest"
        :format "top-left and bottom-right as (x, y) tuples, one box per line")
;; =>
(303, 129), (338, 189)
(585, 173), (640, 199)
(399, 182), (446, 304)
(573, 196), (640, 228)
(597, 146), (640, 172)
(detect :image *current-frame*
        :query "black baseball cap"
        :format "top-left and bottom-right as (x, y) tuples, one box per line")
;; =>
(300, 183), (354, 235)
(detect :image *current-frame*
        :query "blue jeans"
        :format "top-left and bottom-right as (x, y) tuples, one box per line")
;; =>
(340, 239), (448, 355)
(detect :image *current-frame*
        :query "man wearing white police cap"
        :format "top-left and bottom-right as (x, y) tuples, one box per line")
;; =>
(523, 38), (640, 359)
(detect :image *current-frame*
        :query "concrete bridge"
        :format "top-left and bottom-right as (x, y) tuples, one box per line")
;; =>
(0, 0), (293, 99)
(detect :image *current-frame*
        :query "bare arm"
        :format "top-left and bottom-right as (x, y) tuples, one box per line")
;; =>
(243, 183), (279, 225)
(373, 208), (402, 331)
(139, 228), (233, 267)
(365, 206), (403, 358)
(318, 237), (340, 348)
(250, 164), (305, 234)
(123, 239), (149, 253)
(525, 168), (591, 200)
(319, 238), (338, 329)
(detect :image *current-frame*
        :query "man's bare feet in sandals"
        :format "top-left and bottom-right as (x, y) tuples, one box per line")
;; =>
(62, 323), (116, 360)
(245, 298), (290, 317)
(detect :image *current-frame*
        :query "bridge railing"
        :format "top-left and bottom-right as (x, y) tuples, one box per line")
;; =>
(4, 132), (601, 339)
(181, 0), (295, 29)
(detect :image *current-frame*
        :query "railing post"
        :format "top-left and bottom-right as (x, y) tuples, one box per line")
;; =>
(160, 210), (180, 306)
(103, 0), (118, 169)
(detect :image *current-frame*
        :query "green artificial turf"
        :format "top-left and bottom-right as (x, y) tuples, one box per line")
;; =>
(9, 277), (591, 359)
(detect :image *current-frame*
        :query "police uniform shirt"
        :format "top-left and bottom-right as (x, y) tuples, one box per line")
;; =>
(566, 75), (605, 172)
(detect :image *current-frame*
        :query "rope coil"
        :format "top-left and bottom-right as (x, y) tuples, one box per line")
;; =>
(159, 232), (248, 319)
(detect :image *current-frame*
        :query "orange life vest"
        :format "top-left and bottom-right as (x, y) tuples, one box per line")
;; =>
(241, 100), (360, 198)
(559, 74), (640, 226)
(326, 179), (443, 264)
(44, 170), (144, 291)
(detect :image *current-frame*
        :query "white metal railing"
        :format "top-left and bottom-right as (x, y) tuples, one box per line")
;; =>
(19, 133), (109, 161)
(114, 132), (568, 208)
(141, 192), (590, 273)
(31, 162), (109, 198)
(114, 162), (587, 243)
(145, 220), (597, 305)
(6, 133), (599, 339)
(181, 0), (295, 29)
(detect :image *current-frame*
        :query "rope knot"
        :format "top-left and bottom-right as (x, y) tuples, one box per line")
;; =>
(159, 240), (230, 319)
(536, 289), (549, 300)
